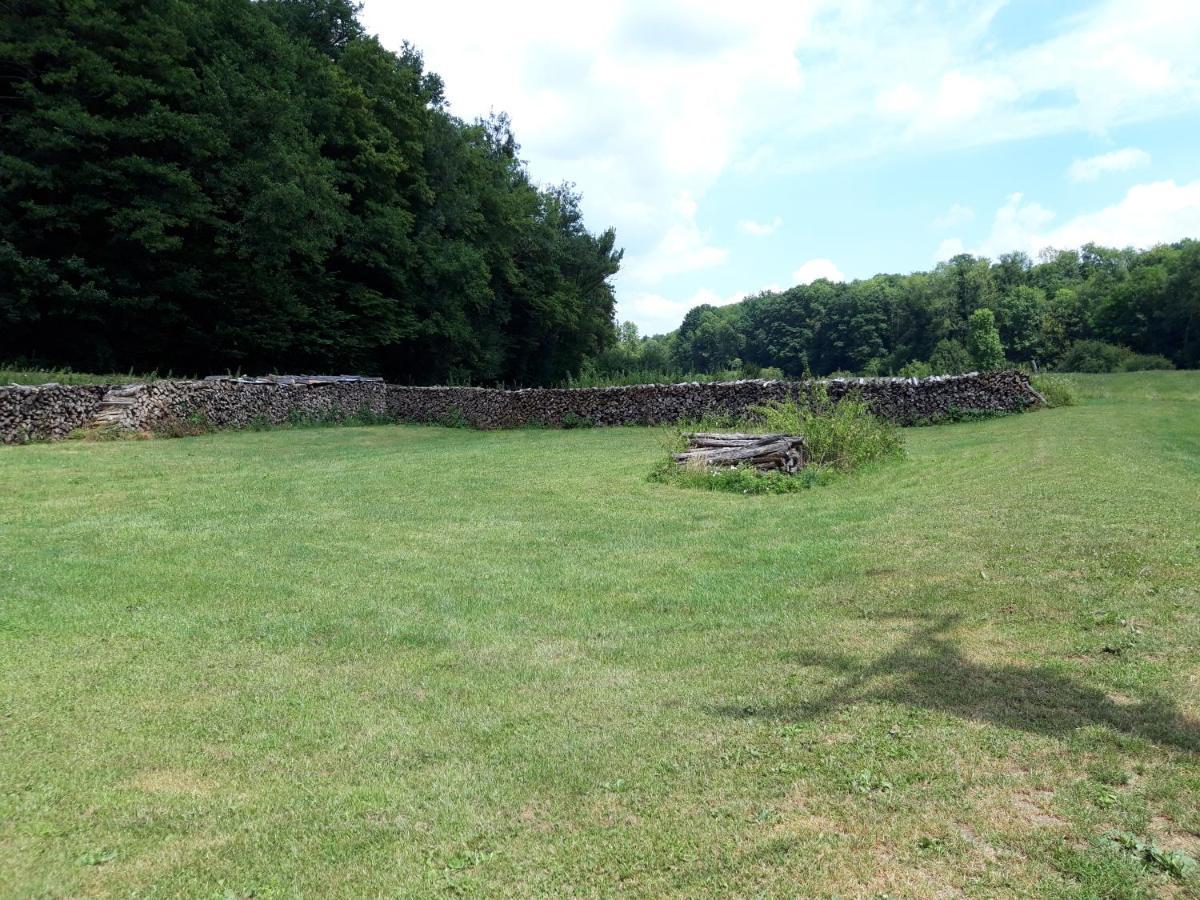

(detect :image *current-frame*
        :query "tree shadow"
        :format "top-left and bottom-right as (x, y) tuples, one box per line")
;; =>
(719, 613), (1200, 752)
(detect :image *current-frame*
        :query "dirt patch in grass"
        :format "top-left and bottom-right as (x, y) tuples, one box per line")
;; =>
(1151, 815), (1200, 858)
(129, 769), (218, 797)
(858, 850), (967, 899)
(956, 823), (1002, 862)
(1011, 790), (1068, 829)
(86, 834), (231, 894)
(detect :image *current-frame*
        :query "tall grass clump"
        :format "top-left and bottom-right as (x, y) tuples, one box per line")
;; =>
(1031, 373), (1079, 408)
(652, 387), (904, 494)
(750, 388), (904, 472)
(1, 364), (162, 385)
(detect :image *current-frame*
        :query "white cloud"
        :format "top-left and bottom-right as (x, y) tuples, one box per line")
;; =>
(360, 0), (812, 330)
(624, 286), (748, 336)
(1067, 148), (1151, 182)
(875, 83), (922, 116)
(767, 0), (1200, 170)
(977, 192), (1056, 257)
(930, 70), (1018, 124)
(619, 191), (728, 285)
(933, 204), (974, 229)
(934, 237), (965, 262)
(793, 258), (845, 284)
(359, 0), (1200, 332)
(962, 180), (1200, 259)
(1043, 179), (1200, 250)
(738, 215), (783, 236)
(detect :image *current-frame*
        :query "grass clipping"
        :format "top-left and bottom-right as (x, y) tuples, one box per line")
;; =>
(651, 386), (904, 494)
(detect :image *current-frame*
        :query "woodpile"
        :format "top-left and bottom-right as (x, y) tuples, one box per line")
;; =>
(122, 379), (391, 432)
(0, 383), (109, 443)
(2, 370), (1045, 443)
(385, 370), (1045, 429)
(675, 433), (808, 473)
(90, 383), (148, 430)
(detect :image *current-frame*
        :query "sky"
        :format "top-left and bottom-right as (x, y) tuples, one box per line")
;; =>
(359, 0), (1200, 335)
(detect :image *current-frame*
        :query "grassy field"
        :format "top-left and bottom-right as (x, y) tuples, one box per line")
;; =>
(1, 371), (1198, 897)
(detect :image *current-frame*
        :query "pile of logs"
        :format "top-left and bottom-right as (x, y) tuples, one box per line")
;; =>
(2, 370), (1043, 443)
(675, 432), (808, 473)
(0, 383), (109, 443)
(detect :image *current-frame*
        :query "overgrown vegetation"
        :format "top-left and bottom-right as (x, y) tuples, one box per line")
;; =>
(1, 365), (161, 386)
(2, 371), (1198, 896)
(751, 390), (905, 471)
(1057, 340), (1175, 374)
(651, 459), (833, 494)
(652, 388), (904, 494)
(1031, 373), (1080, 408)
(1105, 831), (1198, 880)
(562, 363), (786, 388)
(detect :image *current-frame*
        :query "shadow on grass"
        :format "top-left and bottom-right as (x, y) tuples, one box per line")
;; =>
(719, 614), (1200, 752)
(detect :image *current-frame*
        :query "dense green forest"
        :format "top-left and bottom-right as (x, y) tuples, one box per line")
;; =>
(0, 0), (621, 384)
(596, 242), (1199, 380)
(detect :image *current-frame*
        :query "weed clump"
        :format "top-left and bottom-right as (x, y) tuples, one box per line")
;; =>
(750, 388), (904, 472)
(151, 412), (212, 438)
(651, 387), (903, 495)
(1031, 373), (1079, 408)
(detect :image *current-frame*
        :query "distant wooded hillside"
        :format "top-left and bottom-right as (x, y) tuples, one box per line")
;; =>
(595, 243), (1199, 379)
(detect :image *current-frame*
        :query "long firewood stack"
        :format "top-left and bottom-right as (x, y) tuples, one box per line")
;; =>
(674, 432), (808, 473)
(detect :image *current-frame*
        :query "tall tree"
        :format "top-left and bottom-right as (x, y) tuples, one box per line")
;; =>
(0, 0), (622, 384)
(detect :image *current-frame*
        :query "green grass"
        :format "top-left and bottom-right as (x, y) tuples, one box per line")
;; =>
(2, 371), (1198, 897)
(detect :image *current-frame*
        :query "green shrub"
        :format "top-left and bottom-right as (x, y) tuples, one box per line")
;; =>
(560, 411), (594, 429)
(967, 308), (1006, 371)
(915, 405), (1012, 425)
(1058, 340), (1175, 374)
(1031, 373), (1079, 408)
(433, 406), (471, 428)
(750, 388), (905, 472)
(898, 360), (932, 378)
(1058, 340), (1127, 373)
(1120, 351), (1174, 372)
(929, 339), (973, 375)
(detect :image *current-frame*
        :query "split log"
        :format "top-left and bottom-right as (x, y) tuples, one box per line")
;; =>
(674, 433), (807, 473)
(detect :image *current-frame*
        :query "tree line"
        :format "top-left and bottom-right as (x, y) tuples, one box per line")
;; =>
(0, 0), (622, 385)
(597, 242), (1199, 380)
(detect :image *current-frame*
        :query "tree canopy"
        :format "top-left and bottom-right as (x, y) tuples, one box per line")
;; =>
(0, 0), (622, 384)
(606, 243), (1199, 379)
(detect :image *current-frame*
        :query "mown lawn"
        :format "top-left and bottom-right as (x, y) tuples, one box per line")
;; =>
(1, 372), (1198, 897)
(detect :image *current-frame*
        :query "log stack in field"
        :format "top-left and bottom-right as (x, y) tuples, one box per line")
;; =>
(1, 370), (1044, 443)
(675, 433), (808, 473)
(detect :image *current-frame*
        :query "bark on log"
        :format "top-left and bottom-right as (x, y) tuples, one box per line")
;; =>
(675, 433), (807, 473)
